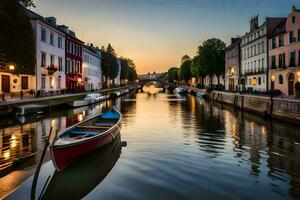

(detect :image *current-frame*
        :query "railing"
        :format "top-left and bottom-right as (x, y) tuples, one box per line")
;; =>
(0, 90), (35, 102)
(243, 68), (266, 75)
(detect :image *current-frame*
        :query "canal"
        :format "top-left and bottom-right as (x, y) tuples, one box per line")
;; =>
(2, 87), (300, 200)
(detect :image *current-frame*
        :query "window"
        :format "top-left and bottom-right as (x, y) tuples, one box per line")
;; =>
(58, 57), (63, 71)
(289, 51), (296, 67)
(247, 47), (250, 58)
(292, 16), (296, 23)
(258, 59), (261, 68)
(272, 37), (277, 49)
(249, 78), (252, 85)
(72, 60), (75, 73)
(66, 41), (70, 53)
(50, 77), (54, 89)
(41, 27), (46, 42)
(271, 56), (276, 69)
(41, 74), (46, 89)
(258, 77), (261, 85)
(258, 43), (261, 54)
(251, 46), (253, 57)
(50, 55), (55, 66)
(298, 29), (300, 42)
(252, 77), (257, 85)
(21, 76), (29, 90)
(279, 53), (286, 68)
(57, 76), (61, 89)
(50, 32), (54, 45)
(262, 58), (265, 69)
(278, 75), (283, 84)
(41, 52), (46, 67)
(58, 36), (62, 48)
(290, 31), (296, 43)
(254, 45), (256, 55)
(262, 41), (265, 53)
(279, 34), (284, 47)
(66, 59), (71, 73)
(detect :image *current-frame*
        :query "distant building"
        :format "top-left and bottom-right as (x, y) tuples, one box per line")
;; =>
(27, 10), (66, 96)
(225, 38), (241, 91)
(139, 71), (163, 80)
(269, 6), (300, 96)
(240, 16), (285, 92)
(58, 25), (84, 92)
(83, 44), (102, 91)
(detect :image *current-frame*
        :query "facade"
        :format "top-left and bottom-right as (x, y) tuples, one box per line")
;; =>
(225, 38), (241, 91)
(241, 16), (287, 92)
(240, 16), (268, 92)
(83, 44), (102, 91)
(203, 74), (225, 88)
(269, 6), (300, 96)
(114, 58), (121, 86)
(28, 11), (66, 96)
(58, 25), (84, 92)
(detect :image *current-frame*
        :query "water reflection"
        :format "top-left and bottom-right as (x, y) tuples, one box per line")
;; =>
(2, 91), (300, 200)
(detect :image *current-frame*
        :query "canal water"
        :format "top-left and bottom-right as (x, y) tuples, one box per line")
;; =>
(2, 86), (300, 200)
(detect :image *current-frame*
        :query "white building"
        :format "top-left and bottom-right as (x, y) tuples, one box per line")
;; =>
(240, 16), (286, 92)
(241, 16), (268, 92)
(28, 11), (66, 96)
(83, 44), (102, 91)
(114, 58), (121, 86)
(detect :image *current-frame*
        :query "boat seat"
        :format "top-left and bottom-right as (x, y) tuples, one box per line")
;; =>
(69, 130), (98, 135)
(77, 125), (109, 130)
(94, 122), (115, 127)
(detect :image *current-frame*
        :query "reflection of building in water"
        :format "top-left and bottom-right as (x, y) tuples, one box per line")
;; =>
(267, 122), (300, 198)
(0, 123), (37, 167)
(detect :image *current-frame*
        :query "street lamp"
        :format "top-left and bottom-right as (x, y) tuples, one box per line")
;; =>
(9, 64), (15, 71)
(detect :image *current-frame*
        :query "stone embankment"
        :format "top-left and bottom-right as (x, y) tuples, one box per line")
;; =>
(208, 91), (300, 124)
(0, 85), (138, 117)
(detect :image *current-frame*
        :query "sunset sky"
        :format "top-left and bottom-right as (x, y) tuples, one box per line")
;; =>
(33, 0), (298, 74)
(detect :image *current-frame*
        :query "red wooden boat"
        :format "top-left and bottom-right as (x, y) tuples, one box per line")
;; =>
(50, 107), (122, 172)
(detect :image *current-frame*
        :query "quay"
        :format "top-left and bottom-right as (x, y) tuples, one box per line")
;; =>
(0, 85), (138, 117)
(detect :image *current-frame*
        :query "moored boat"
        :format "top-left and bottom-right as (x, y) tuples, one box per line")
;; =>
(16, 104), (48, 116)
(68, 93), (108, 108)
(196, 91), (206, 98)
(174, 87), (187, 95)
(50, 107), (122, 171)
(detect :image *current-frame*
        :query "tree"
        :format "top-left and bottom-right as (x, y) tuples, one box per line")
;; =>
(196, 38), (225, 87)
(101, 44), (119, 88)
(167, 67), (179, 83)
(181, 55), (190, 64)
(128, 67), (137, 82)
(178, 60), (192, 82)
(191, 55), (206, 86)
(0, 0), (35, 74)
(157, 72), (167, 81)
(120, 57), (136, 84)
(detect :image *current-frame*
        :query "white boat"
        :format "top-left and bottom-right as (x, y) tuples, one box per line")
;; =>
(16, 104), (48, 116)
(68, 93), (108, 108)
(174, 87), (187, 95)
(196, 91), (206, 98)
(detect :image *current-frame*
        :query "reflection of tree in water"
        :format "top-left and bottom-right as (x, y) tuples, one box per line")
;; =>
(178, 96), (226, 158)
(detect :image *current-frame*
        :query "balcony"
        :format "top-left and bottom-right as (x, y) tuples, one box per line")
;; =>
(46, 64), (58, 75)
(244, 68), (266, 75)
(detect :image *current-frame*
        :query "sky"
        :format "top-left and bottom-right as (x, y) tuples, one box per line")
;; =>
(33, 0), (299, 74)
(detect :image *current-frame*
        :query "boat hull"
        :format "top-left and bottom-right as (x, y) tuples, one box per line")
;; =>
(51, 123), (121, 172)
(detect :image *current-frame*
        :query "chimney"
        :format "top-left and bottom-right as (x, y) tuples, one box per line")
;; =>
(45, 17), (57, 27)
(250, 15), (259, 31)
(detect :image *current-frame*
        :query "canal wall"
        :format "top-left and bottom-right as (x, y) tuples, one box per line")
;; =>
(0, 86), (137, 117)
(208, 91), (300, 124)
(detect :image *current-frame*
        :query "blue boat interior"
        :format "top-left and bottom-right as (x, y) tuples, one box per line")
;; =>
(69, 130), (98, 135)
(99, 111), (120, 119)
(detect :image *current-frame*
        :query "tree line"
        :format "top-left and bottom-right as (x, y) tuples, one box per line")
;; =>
(162, 38), (226, 88)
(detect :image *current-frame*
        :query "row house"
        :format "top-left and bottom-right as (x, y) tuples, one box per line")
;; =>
(240, 16), (285, 92)
(83, 44), (102, 91)
(27, 11), (66, 96)
(58, 25), (84, 92)
(225, 38), (241, 91)
(269, 6), (300, 96)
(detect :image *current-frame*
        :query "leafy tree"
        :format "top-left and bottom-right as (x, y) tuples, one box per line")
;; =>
(191, 55), (206, 86)
(197, 38), (225, 86)
(181, 55), (190, 64)
(167, 67), (179, 83)
(178, 60), (192, 82)
(128, 67), (137, 82)
(157, 72), (167, 81)
(101, 44), (119, 87)
(0, 0), (35, 74)
(120, 57), (136, 84)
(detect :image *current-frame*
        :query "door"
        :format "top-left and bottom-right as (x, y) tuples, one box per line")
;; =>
(229, 78), (234, 91)
(1, 75), (10, 93)
(21, 76), (29, 90)
(288, 73), (295, 95)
